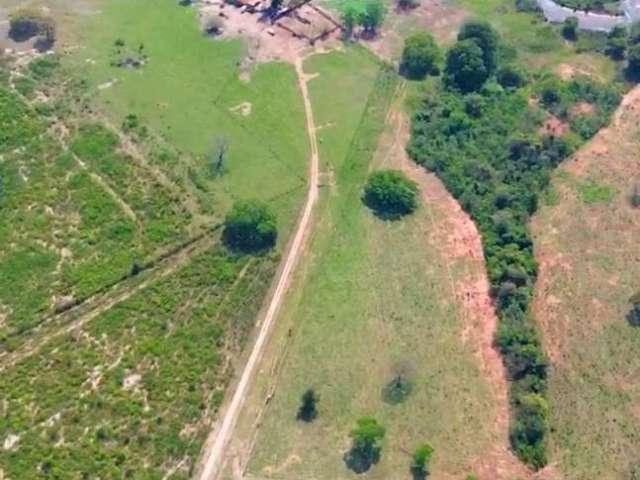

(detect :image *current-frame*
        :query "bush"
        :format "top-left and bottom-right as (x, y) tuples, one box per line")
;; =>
(9, 8), (55, 46)
(297, 388), (318, 422)
(497, 65), (527, 89)
(344, 417), (386, 474)
(411, 443), (433, 479)
(628, 292), (640, 327)
(627, 44), (640, 78)
(222, 200), (277, 252)
(562, 17), (579, 41)
(401, 32), (441, 79)
(363, 169), (418, 218)
(444, 39), (489, 93)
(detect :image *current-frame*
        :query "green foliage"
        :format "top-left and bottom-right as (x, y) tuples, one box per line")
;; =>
(297, 388), (319, 422)
(409, 27), (622, 465)
(458, 20), (499, 75)
(345, 417), (386, 473)
(363, 169), (418, 219)
(8, 8), (55, 43)
(627, 44), (640, 77)
(360, 0), (387, 34)
(562, 17), (579, 41)
(411, 443), (434, 479)
(497, 64), (527, 89)
(445, 40), (488, 93)
(223, 200), (277, 252)
(401, 32), (441, 79)
(606, 25), (627, 60)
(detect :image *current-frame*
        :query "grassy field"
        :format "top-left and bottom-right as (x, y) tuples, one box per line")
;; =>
(0, 0), (313, 477)
(235, 47), (498, 480)
(531, 89), (640, 479)
(64, 0), (309, 231)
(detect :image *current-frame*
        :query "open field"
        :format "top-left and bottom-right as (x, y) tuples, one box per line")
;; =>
(223, 47), (507, 480)
(532, 87), (640, 479)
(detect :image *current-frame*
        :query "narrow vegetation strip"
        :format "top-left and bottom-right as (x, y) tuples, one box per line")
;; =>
(407, 21), (622, 468)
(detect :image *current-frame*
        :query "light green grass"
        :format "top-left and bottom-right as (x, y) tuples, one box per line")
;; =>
(244, 49), (496, 480)
(67, 0), (309, 233)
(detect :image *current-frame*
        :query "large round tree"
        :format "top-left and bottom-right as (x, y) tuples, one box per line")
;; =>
(444, 39), (488, 92)
(223, 200), (277, 252)
(363, 169), (418, 218)
(457, 20), (499, 75)
(400, 32), (441, 79)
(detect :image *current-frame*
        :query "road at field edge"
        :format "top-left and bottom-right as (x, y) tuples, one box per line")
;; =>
(196, 56), (320, 480)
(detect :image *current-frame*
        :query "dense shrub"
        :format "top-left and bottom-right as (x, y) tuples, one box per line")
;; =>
(223, 200), (277, 252)
(562, 17), (579, 41)
(408, 32), (621, 465)
(627, 44), (640, 78)
(411, 443), (434, 480)
(606, 25), (627, 60)
(497, 64), (527, 89)
(458, 21), (499, 75)
(297, 388), (318, 421)
(9, 8), (55, 47)
(444, 39), (489, 92)
(401, 32), (441, 79)
(344, 417), (386, 473)
(363, 169), (418, 218)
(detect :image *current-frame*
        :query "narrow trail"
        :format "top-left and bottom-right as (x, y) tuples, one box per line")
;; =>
(0, 233), (216, 374)
(385, 83), (542, 480)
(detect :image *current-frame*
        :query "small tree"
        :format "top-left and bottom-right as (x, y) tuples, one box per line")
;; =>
(562, 17), (579, 41)
(606, 25), (627, 60)
(223, 200), (277, 252)
(411, 443), (434, 480)
(341, 4), (360, 39)
(628, 292), (640, 327)
(444, 39), (488, 93)
(400, 32), (441, 79)
(344, 417), (386, 474)
(297, 389), (318, 422)
(210, 134), (229, 177)
(359, 0), (386, 36)
(363, 169), (418, 219)
(496, 64), (527, 89)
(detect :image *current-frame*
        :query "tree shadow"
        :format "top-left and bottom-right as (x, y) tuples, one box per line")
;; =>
(343, 446), (380, 474)
(410, 467), (428, 480)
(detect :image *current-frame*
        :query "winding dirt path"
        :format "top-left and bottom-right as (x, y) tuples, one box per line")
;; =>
(195, 56), (320, 480)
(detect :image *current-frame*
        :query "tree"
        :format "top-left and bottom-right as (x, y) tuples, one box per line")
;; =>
(223, 200), (277, 252)
(400, 32), (441, 79)
(630, 20), (640, 46)
(359, 0), (386, 36)
(562, 16), (579, 41)
(344, 417), (386, 473)
(628, 292), (640, 327)
(363, 169), (418, 218)
(411, 443), (434, 479)
(457, 20), (499, 75)
(627, 44), (640, 78)
(341, 4), (360, 39)
(606, 25), (627, 60)
(297, 389), (318, 422)
(444, 39), (488, 92)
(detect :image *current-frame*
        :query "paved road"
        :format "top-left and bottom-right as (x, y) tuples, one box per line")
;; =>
(195, 56), (320, 480)
(537, 0), (640, 31)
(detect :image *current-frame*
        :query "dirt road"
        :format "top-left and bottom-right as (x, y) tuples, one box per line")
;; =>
(196, 56), (320, 480)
